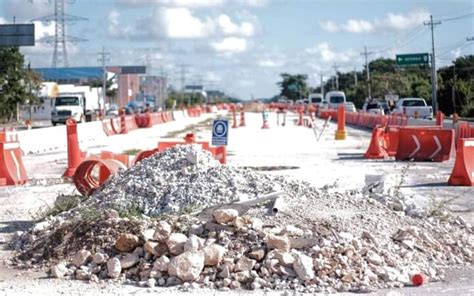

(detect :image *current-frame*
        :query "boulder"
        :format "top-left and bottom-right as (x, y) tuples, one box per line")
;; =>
(248, 248), (266, 262)
(72, 250), (91, 267)
(213, 209), (239, 224)
(50, 262), (68, 278)
(166, 233), (188, 255)
(168, 250), (205, 282)
(235, 256), (256, 272)
(292, 252), (314, 281)
(152, 255), (170, 272)
(184, 235), (205, 252)
(115, 234), (140, 253)
(266, 235), (290, 251)
(107, 258), (122, 278)
(144, 241), (160, 256)
(154, 221), (172, 242)
(120, 253), (140, 269)
(92, 252), (107, 264)
(203, 244), (226, 266)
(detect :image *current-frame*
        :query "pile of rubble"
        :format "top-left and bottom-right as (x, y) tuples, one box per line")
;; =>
(10, 145), (474, 293)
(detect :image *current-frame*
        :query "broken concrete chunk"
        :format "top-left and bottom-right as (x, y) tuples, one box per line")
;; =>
(168, 250), (205, 281)
(115, 234), (140, 253)
(213, 209), (239, 224)
(166, 233), (188, 256)
(72, 250), (91, 267)
(154, 221), (172, 242)
(203, 244), (226, 266)
(234, 256), (256, 272)
(107, 258), (122, 278)
(292, 252), (314, 281)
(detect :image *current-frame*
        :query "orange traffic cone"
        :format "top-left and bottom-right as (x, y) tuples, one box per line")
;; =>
(239, 110), (246, 127)
(64, 119), (86, 177)
(364, 127), (389, 159)
(335, 105), (347, 140)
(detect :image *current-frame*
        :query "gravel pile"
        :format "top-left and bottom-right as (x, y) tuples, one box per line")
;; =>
(9, 145), (474, 293)
(86, 144), (300, 216)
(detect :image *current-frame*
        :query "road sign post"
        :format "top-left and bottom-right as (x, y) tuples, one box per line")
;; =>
(396, 53), (429, 66)
(212, 119), (229, 146)
(0, 24), (35, 47)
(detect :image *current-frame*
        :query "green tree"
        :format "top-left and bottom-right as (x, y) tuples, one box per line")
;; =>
(277, 73), (308, 101)
(0, 47), (36, 122)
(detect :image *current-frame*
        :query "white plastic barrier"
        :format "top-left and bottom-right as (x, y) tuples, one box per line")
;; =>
(172, 110), (186, 121)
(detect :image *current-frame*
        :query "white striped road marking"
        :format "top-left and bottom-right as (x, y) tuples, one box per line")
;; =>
(465, 140), (474, 147)
(409, 135), (421, 158)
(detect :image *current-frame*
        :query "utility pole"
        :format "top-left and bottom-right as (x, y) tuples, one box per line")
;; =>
(424, 15), (441, 115)
(320, 74), (324, 99)
(353, 67), (358, 86)
(97, 47), (110, 113)
(160, 66), (168, 110)
(332, 63), (340, 90)
(177, 64), (190, 106)
(361, 46), (373, 100)
(451, 65), (456, 114)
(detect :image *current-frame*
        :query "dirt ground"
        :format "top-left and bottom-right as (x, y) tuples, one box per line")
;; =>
(0, 112), (473, 295)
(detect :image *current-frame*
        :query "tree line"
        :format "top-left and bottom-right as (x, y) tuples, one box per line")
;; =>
(276, 55), (474, 117)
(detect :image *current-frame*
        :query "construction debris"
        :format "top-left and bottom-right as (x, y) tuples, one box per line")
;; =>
(9, 145), (474, 293)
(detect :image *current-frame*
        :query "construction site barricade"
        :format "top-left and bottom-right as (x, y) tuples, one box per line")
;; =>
(135, 113), (151, 128)
(395, 127), (455, 162)
(448, 138), (474, 186)
(364, 127), (389, 159)
(132, 148), (160, 165)
(157, 135), (227, 164)
(110, 117), (121, 134)
(73, 159), (126, 196)
(120, 114), (139, 134)
(149, 112), (164, 125)
(64, 119), (87, 177)
(0, 129), (28, 186)
(102, 119), (116, 136)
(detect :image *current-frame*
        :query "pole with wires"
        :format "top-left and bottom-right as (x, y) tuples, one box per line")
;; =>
(424, 15), (441, 115)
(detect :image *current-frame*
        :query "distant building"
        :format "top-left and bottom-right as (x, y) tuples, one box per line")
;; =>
(184, 85), (207, 99)
(34, 65), (146, 108)
(140, 76), (168, 109)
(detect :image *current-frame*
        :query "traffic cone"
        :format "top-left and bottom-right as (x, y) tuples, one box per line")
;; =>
(298, 108), (304, 126)
(232, 108), (238, 128)
(436, 112), (445, 126)
(364, 127), (389, 159)
(64, 119), (85, 177)
(335, 105), (347, 140)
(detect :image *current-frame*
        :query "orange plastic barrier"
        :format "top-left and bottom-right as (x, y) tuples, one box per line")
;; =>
(132, 148), (160, 165)
(436, 112), (445, 126)
(73, 159), (126, 196)
(448, 138), (474, 186)
(384, 126), (400, 156)
(64, 119), (87, 177)
(364, 127), (389, 159)
(0, 129), (28, 185)
(110, 117), (121, 134)
(102, 119), (116, 136)
(395, 128), (455, 162)
(239, 110), (246, 127)
(119, 114), (139, 134)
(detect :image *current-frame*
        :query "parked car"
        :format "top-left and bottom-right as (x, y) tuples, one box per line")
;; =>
(380, 101), (390, 115)
(308, 93), (325, 105)
(345, 102), (356, 113)
(392, 98), (433, 119)
(363, 101), (385, 115)
(106, 104), (119, 116)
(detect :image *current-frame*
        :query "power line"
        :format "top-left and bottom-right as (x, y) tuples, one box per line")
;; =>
(440, 12), (474, 22)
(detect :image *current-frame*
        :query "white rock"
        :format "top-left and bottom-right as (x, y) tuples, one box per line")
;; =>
(213, 209), (239, 224)
(166, 233), (188, 255)
(266, 235), (290, 251)
(92, 252), (107, 264)
(203, 244), (226, 266)
(152, 255), (170, 272)
(292, 252), (314, 281)
(72, 250), (91, 267)
(107, 258), (122, 278)
(184, 235), (205, 252)
(75, 269), (90, 280)
(50, 262), (68, 278)
(120, 253), (140, 269)
(168, 250), (205, 282)
(154, 221), (172, 242)
(235, 257), (256, 272)
(267, 250), (294, 267)
(366, 250), (383, 266)
(144, 241), (160, 256)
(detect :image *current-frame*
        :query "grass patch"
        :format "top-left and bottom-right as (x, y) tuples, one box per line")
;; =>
(33, 195), (85, 222)
(122, 148), (141, 155)
(164, 118), (214, 138)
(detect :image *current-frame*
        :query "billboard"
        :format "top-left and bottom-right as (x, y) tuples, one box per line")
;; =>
(0, 24), (35, 46)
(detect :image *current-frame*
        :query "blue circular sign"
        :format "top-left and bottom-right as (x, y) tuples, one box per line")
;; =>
(213, 121), (227, 137)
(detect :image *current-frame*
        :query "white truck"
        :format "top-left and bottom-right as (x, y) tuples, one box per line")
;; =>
(325, 91), (346, 109)
(392, 98), (433, 119)
(51, 86), (103, 125)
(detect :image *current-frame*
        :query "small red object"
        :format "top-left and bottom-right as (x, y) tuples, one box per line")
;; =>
(411, 273), (426, 286)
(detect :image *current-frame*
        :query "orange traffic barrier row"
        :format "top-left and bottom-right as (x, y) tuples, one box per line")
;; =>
(364, 125), (455, 162)
(102, 119), (115, 136)
(119, 114), (139, 134)
(187, 108), (202, 117)
(64, 119), (88, 177)
(449, 138), (474, 186)
(0, 128), (28, 186)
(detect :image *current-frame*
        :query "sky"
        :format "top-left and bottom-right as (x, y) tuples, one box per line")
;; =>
(0, 0), (473, 99)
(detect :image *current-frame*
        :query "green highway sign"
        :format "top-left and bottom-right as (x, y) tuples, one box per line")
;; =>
(396, 53), (430, 66)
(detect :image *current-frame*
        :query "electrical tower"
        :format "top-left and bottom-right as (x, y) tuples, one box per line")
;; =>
(31, 0), (87, 68)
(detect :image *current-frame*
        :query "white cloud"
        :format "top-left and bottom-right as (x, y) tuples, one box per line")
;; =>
(451, 48), (462, 59)
(107, 8), (257, 40)
(258, 59), (283, 67)
(305, 42), (357, 63)
(342, 19), (374, 33)
(211, 37), (247, 54)
(119, 0), (268, 7)
(2, 0), (51, 22)
(0, 17), (6, 24)
(320, 10), (430, 34)
(217, 14), (255, 37)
